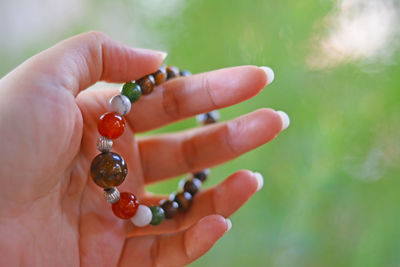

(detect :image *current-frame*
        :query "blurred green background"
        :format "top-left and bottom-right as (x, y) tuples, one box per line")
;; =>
(1, 0), (400, 266)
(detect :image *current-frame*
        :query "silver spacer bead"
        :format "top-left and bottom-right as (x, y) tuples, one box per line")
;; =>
(104, 187), (120, 204)
(97, 136), (113, 152)
(196, 110), (220, 125)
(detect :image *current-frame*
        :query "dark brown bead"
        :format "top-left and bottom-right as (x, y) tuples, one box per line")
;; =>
(193, 169), (209, 182)
(90, 152), (128, 188)
(184, 179), (201, 196)
(179, 70), (192, 77)
(166, 66), (180, 80)
(153, 67), (167, 85)
(160, 200), (179, 219)
(137, 75), (155, 95)
(174, 192), (192, 212)
(204, 113), (218, 124)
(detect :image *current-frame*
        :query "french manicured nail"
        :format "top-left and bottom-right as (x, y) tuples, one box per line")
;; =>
(254, 172), (264, 191)
(259, 66), (275, 85)
(225, 218), (232, 232)
(277, 110), (290, 131)
(158, 51), (168, 61)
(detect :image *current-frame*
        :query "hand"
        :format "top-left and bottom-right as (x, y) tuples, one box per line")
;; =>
(0, 32), (286, 266)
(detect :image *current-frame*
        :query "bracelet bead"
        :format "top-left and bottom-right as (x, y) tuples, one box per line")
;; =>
(131, 205), (153, 227)
(104, 187), (120, 204)
(96, 136), (113, 153)
(192, 169), (210, 182)
(160, 200), (179, 219)
(90, 152), (128, 188)
(109, 94), (131, 116)
(153, 67), (167, 85)
(174, 191), (193, 212)
(112, 192), (139, 219)
(98, 112), (125, 139)
(149, 206), (165, 225)
(166, 66), (180, 80)
(196, 110), (220, 125)
(121, 82), (142, 103)
(183, 178), (202, 196)
(179, 70), (192, 77)
(137, 75), (155, 95)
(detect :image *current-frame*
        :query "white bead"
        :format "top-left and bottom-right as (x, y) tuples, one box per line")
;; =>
(109, 94), (131, 116)
(131, 205), (152, 227)
(196, 110), (220, 125)
(96, 136), (113, 152)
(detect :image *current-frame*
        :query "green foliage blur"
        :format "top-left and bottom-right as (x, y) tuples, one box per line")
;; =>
(1, 0), (400, 266)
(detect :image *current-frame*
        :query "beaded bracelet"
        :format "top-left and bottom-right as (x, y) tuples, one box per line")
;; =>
(90, 66), (219, 227)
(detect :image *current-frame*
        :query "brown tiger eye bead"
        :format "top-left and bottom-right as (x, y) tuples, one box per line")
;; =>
(137, 75), (155, 95)
(183, 178), (202, 196)
(193, 169), (209, 182)
(174, 192), (192, 212)
(166, 66), (180, 80)
(90, 152), (128, 188)
(160, 200), (179, 219)
(153, 67), (167, 85)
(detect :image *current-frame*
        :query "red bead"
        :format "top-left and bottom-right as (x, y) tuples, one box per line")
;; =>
(98, 112), (125, 139)
(112, 192), (139, 219)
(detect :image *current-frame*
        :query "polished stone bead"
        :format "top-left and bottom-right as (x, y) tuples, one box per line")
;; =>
(112, 192), (139, 219)
(121, 82), (142, 103)
(166, 66), (180, 80)
(174, 192), (192, 212)
(131, 205), (152, 227)
(196, 110), (220, 125)
(193, 169), (210, 182)
(149, 206), (165, 225)
(137, 75), (155, 95)
(183, 178), (202, 196)
(109, 94), (131, 116)
(98, 112), (125, 139)
(90, 152), (128, 188)
(153, 67), (167, 85)
(179, 70), (192, 77)
(160, 200), (179, 219)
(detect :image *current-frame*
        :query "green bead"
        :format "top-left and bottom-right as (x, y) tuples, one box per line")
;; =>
(149, 206), (165, 226)
(121, 82), (141, 103)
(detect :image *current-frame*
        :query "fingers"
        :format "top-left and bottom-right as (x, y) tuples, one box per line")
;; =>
(124, 65), (271, 132)
(119, 215), (230, 267)
(139, 108), (285, 184)
(3, 31), (165, 96)
(127, 170), (260, 236)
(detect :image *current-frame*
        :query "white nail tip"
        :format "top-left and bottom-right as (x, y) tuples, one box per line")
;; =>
(259, 66), (275, 85)
(277, 110), (290, 131)
(158, 51), (168, 60)
(225, 218), (232, 231)
(254, 172), (264, 191)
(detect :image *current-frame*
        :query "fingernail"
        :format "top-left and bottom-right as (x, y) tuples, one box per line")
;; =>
(254, 172), (264, 191)
(277, 110), (290, 131)
(259, 66), (275, 86)
(225, 218), (232, 232)
(158, 51), (168, 61)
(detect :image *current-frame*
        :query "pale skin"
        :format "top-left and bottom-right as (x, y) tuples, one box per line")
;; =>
(0, 32), (284, 266)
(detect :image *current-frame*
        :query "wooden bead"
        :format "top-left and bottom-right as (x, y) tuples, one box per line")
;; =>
(121, 82), (142, 103)
(160, 200), (179, 219)
(174, 192), (192, 212)
(90, 152), (128, 188)
(153, 67), (167, 85)
(193, 169), (210, 182)
(112, 192), (139, 219)
(183, 178), (202, 196)
(166, 66), (180, 80)
(98, 112), (125, 139)
(137, 75), (155, 95)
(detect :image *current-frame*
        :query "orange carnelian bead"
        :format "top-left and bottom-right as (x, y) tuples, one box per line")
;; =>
(112, 192), (139, 219)
(98, 112), (125, 139)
